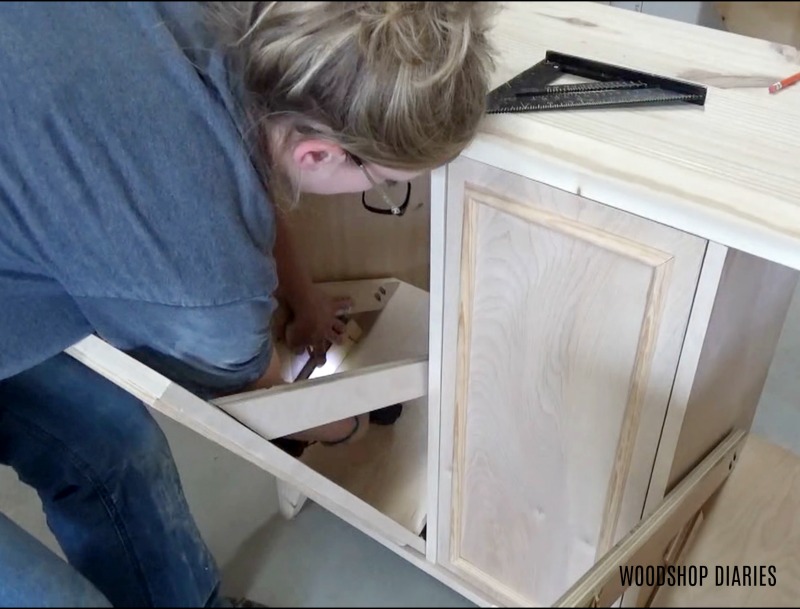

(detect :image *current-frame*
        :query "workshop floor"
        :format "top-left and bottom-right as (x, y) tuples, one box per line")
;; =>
(2, 283), (799, 607)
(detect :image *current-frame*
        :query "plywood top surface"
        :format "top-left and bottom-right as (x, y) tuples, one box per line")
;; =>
(469, 2), (800, 270)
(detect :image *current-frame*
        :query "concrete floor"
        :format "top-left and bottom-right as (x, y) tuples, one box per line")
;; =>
(2, 283), (799, 607)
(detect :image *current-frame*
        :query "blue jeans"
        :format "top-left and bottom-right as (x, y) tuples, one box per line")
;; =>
(0, 353), (225, 607)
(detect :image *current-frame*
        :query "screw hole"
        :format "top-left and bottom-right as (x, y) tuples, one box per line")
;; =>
(379, 286), (387, 295)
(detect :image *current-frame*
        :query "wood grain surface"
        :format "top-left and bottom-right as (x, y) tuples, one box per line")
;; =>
(466, 2), (800, 271)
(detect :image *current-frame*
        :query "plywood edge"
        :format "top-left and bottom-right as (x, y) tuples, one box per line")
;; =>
(211, 358), (427, 440)
(641, 242), (728, 517)
(65, 334), (173, 405)
(461, 135), (800, 276)
(425, 164), (449, 563)
(435, 158), (469, 568)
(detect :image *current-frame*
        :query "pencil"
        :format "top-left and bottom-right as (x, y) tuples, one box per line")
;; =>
(769, 71), (800, 94)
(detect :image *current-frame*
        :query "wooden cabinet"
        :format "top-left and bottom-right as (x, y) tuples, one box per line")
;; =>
(68, 150), (800, 606)
(64, 2), (800, 607)
(434, 157), (707, 606)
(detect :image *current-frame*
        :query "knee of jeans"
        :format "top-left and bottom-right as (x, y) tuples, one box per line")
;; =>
(98, 406), (176, 482)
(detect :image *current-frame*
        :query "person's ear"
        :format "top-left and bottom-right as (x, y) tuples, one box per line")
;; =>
(291, 139), (346, 172)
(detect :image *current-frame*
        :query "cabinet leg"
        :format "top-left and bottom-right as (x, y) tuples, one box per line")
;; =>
(277, 478), (308, 520)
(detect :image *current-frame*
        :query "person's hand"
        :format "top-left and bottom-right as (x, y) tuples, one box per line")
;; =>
(284, 286), (353, 363)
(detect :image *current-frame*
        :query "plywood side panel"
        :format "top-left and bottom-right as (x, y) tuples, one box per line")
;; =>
(664, 251), (798, 490)
(634, 250), (797, 607)
(282, 173), (432, 290)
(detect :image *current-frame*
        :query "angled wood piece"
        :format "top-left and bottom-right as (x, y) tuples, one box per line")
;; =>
(276, 318), (363, 521)
(553, 429), (747, 608)
(652, 433), (800, 607)
(212, 279), (430, 440)
(65, 334), (427, 554)
(210, 358), (427, 440)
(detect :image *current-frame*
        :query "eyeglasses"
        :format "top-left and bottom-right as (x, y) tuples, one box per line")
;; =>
(348, 153), (412, 217)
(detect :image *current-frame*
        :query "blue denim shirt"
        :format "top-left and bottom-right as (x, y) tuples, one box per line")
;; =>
(0, 2), (278, 398)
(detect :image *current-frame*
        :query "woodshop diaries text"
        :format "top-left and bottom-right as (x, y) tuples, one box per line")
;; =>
(619, 565), (778, 587)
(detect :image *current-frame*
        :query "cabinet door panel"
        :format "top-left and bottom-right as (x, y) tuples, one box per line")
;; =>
(435, 158), (707, 606)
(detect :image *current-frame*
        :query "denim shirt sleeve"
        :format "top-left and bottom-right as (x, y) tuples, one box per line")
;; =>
(0, 2), (280, 393)
(74, 294), (276, 400)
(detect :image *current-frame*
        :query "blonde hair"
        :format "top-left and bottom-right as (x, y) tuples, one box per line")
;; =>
(204, 1), (499, 206)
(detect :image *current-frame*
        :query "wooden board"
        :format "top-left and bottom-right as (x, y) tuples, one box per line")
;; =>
(336, 280), (429, 371)
(281, 173), (432, 291)
(715, 2), (800, 48)
(211, 359), (426, 440)
(274, 280), (431, 536)
(300, 396), (428, 537)
(272, 278), (401, 382)
(554, 429), (746, 608)
(296, 281), (430, 536)
(436, 157), (707, 607)
(653, 433), (800, 607)
(466, 2), (800, 273)
(65, 335), (427, 554)
(659, 250), (798, 493)
(212, 280), (430, 440)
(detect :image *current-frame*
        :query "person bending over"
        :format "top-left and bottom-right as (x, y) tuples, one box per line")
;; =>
(0, 1), (498, 606)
